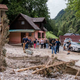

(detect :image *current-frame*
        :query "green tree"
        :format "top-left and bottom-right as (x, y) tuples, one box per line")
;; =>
(67, 0), (80, 18)
(0, 0), (51, 31)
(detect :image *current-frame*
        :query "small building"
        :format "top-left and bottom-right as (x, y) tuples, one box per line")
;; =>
(0, 4), (8, 31)
(9, 13), (47, 44)
(60, 33), (80, 44)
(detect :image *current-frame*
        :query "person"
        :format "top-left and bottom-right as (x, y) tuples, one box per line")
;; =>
(36, 41), (39, 49)
(29, 38), (33, 47)
(54, 40), (57, 54)
(51, 40), (57, 56)
(44, 40), (46, 49)
(33, 38), (36, 48)
(56, 39), (61, 53)
(45, 40), (49, 48)
(25, 36), (29, 49)
(22, 36), (26, 50)
(40, 38), (44, 48)
(67, 40), (71, 55)
(49, 38), (52, 49)
(63, 38), (67, 50)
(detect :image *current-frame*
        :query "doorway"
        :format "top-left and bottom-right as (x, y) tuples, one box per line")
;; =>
(21, 33), (26, 43)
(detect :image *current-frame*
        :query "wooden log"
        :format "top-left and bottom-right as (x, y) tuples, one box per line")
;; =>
(45, 57), (56, 66)
(75, 70), (80, 79)
(17, 65), (45, 72)
(32, 60), (77, 74)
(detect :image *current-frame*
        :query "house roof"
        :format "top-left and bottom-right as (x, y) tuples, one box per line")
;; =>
(64, 33), (79, 36)
(20, 13), (41, 30)
(43, 27), (47, 31)
(10, 13), (47, 31)
(64, 33), (73, 36)
(0, 4), (8, 10)
(32, 17), (45, 22)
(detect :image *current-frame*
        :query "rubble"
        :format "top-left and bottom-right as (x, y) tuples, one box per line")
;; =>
(0, 44), (80, 80)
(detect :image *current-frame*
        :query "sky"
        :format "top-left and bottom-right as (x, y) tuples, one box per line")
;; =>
(47, 0), (68, 19)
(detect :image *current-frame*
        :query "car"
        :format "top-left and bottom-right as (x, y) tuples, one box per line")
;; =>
(65, 42), (80, 51)
(64, 38), (72, 43)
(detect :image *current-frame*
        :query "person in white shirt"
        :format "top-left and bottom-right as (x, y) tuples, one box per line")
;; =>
(41, 39), (44, 48)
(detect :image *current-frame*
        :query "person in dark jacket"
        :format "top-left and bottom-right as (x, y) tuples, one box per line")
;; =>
(56, 39), (61, 53)
(25, 36), (29, 49)
(67, 40), (71, 55)
(22, 36), (26, 50)
(51, 40), (56, 54)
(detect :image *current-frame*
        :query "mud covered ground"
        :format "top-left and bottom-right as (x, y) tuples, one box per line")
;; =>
(0, 44), (79, 80)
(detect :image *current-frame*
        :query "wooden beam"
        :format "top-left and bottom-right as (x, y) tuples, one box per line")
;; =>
(17, 65), (45, 72)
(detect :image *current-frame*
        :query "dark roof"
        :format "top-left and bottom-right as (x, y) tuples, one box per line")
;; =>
(20, 13), (40, 30)
(0, 4), (8, 10)
(43, 27), (47, 31)
(64, 33), (79, 36)
(32, 17), (45, 22)
(64, 33), (73, 36)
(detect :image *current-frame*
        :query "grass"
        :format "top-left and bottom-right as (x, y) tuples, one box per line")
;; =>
(46, 31), (58, 39)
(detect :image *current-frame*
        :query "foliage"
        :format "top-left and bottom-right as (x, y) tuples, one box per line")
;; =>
(67, 0), (80, 18)
(46, 31), (58, 39)
(0, 0), (52, 31)
(54, 8), (80, 36)
(0, 15), (9, 69)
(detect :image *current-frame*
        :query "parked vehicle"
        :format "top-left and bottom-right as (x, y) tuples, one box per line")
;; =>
(64, 42), (80, 51)
(64, 38), (72, 43)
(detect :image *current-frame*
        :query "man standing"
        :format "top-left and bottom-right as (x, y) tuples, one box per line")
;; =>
(67, 40), (71, 55)
(22, 36), (26, 50)
(41, 38), (44, 48)
(56, 39), (61, 53)
(63, 38), (67, 50)
(25, 36), (29, 49)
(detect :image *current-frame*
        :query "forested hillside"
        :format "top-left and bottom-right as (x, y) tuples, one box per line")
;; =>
(54, 9), (80, 36)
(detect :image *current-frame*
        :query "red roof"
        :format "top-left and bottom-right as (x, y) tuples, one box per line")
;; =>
(0, 4), (8, 10)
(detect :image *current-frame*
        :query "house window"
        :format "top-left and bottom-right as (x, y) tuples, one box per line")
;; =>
(38, 32), (41, 38)
(42, 33), (44, 38)
(29, 32), (32, 36)
(21, 21), (25, 25)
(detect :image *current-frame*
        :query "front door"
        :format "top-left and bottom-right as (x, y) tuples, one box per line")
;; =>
(21, 33), (26, 43)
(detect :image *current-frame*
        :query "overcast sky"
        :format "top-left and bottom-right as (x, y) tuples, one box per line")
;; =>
(47, 0), (68, 19)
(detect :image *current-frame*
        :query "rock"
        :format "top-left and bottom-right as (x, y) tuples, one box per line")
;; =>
(10, 70), (15, 74)
(24, 49), (33, 55)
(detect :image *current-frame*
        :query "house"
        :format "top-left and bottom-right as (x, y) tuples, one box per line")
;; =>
(60, 33), (80, 44)
(0, 4), (8, 31)
(9, 13), (47, 44)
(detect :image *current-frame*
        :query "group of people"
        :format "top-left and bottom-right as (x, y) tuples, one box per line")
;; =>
(22, 36), (61, 55)
(50, 39), (61, 55)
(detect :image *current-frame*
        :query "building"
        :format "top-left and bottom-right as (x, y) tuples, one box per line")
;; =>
(9, 13), (47, 44)
(0, 4), (8, 31)
(60, 33), (80, 44)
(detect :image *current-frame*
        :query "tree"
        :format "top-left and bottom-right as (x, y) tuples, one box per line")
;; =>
(67, 0), (80, 18)
(0, 15), (9, 71)
(0, 0), (52, 31)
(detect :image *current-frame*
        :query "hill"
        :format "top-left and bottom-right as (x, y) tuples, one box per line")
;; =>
(53, 9), (80, 36)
